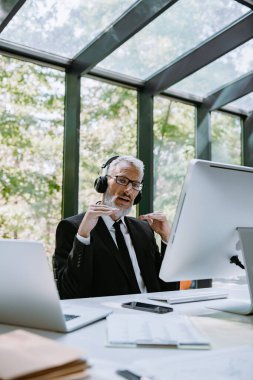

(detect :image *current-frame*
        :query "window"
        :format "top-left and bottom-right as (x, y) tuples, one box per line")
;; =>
(79, 78), (137, 211)
(1, 0), (136, 58)
(153, 96), (195, 223)
(0, 56), (64, 257)
(98, 0), (248, 80)
(211, 111), (241, 165)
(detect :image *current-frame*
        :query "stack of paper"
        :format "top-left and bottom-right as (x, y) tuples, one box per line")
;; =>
(106, 313), (210, 349)
(0, 329), (89, 380)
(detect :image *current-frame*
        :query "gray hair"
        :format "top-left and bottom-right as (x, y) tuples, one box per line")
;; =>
(103, 155), (144, 178)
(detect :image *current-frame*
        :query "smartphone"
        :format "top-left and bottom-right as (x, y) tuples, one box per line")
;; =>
(121, 301), (173, 314)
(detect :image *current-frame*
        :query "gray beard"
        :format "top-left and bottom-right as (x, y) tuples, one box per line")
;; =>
(103, 191), (132, 219)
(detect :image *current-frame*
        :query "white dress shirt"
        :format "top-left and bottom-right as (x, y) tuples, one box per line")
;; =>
(76, 215), (147, 293)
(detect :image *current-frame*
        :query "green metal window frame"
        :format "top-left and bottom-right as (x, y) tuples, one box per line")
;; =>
(1, 0), (253, 219)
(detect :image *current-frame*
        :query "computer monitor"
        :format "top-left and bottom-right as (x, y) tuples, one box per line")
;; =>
(159, 159), (253, 315)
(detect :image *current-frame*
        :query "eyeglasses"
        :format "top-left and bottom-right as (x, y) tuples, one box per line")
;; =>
(107, 175), (143, 191)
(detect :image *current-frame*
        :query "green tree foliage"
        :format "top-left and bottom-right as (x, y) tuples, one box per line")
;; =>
(79, 78), (137, 211)
(211, 111), (241, 165)
(154, 96), (195, 223)
(0, 56), (64, 256)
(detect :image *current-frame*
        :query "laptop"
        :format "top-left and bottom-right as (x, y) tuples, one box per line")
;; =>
(148, 288), (228, 305)
(0, 239), (111, 333)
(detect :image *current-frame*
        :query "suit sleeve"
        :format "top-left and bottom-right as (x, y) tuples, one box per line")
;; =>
(53, 219), (94, 299)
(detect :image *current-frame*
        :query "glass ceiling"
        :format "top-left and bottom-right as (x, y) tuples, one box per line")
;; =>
(228, 93), (253, 114)
(0, 0), (253, 114)
(1, 0), (137, 58)
(170, 38), (253, 98)
(97, 0), (248, 79)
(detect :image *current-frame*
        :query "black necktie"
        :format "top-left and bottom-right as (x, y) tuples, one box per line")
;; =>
(113, 220), (140, 294)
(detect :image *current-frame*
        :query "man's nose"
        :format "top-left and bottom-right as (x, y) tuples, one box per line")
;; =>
(125, 182), (134, 192)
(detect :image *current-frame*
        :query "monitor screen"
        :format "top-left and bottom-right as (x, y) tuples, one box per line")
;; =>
(159, 159), (253, 282)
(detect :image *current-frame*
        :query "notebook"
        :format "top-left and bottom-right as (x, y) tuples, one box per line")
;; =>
(0, 239), (111, 333)
(148, 288), (228, 304)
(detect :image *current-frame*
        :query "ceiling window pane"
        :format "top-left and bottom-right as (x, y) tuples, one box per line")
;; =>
(170, 39), (253, 98)
(1, 0), (136, 58)
(227, 93), (253, 114)
(98, 0), (248, 80)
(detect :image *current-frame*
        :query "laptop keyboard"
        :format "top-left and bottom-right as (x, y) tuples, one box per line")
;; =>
(64, 313), (80, 321)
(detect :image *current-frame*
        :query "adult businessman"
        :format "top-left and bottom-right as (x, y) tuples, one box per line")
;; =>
(53, 155), (179, 299)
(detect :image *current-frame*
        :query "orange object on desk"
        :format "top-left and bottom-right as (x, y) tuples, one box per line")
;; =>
(180, 280), (192, 290)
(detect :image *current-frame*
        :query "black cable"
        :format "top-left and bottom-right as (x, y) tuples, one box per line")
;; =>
(230, 255), (245, 269)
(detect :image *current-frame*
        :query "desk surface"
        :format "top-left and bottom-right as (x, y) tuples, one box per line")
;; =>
(1, 284), (253, 379)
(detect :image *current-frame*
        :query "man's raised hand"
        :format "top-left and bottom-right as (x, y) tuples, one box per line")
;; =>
(78, 204), (118, 238)
(139, 211), (170, 242)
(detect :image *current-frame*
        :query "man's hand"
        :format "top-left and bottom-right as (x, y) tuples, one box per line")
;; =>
(78, 204), (118, 238)
(139, 212), (170, 242)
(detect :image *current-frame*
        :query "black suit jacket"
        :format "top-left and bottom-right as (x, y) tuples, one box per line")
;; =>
(53, 213), (179, 299)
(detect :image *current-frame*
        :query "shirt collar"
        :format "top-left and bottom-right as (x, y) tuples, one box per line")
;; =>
(101, 215), (126, 230)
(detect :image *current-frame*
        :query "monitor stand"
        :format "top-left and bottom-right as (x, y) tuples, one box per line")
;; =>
(209, 227), (253, 316)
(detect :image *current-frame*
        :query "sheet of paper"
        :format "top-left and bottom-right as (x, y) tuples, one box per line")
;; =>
(129, 345), (253, 380)
(106, 313), (210, 348)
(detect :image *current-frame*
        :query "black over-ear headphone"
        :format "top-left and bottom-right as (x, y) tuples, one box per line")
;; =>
(94, 155), (142, 205)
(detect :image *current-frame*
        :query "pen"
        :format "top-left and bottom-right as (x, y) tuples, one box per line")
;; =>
(116, 369), (153, 380)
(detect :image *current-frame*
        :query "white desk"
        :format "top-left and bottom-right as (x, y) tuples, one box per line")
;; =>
(1, 284), (253, 379)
